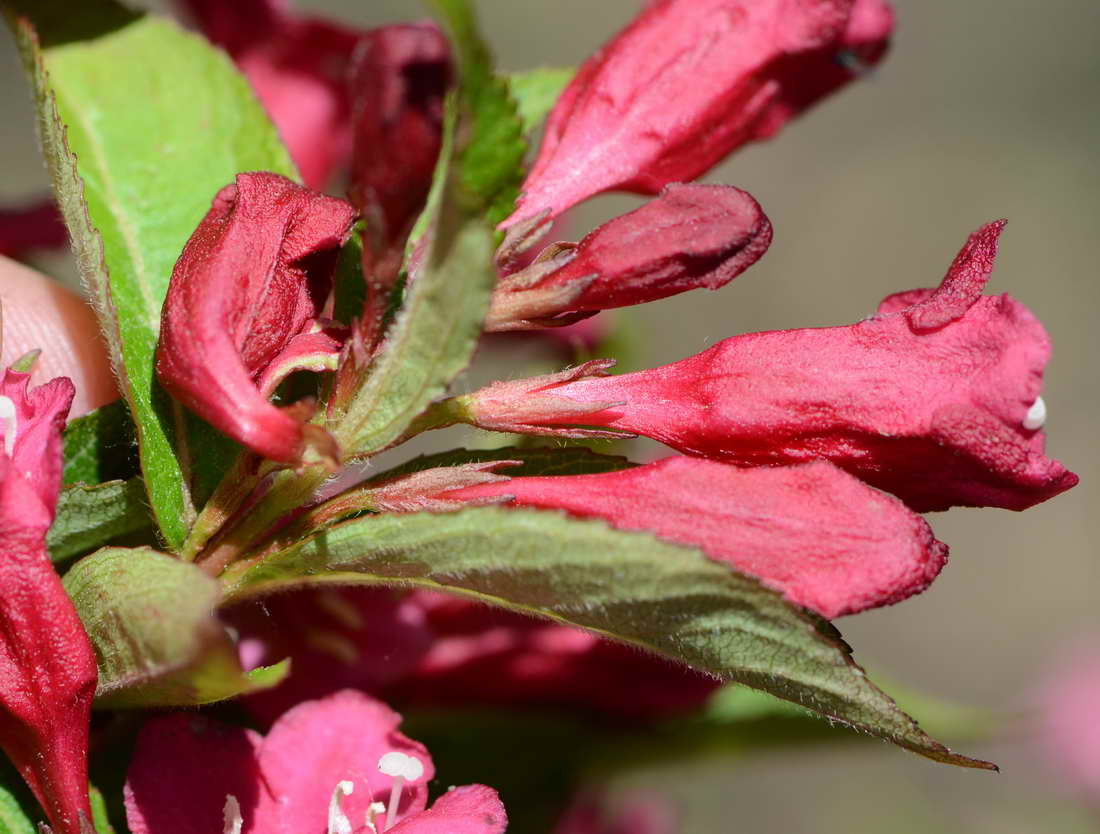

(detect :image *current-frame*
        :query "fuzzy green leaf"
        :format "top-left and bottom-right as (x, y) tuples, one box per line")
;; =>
(61, 401), (137, 488)
(369, 445), (634, 484)
(426, 0), (527, 226)
(221, 507), (993, 770)
(5, 1), (297, 549)
(0, 765), (33, 834)
(64, 547), (287, 708)
(507, 66), (574, 136)
(48, 478), (153, 563)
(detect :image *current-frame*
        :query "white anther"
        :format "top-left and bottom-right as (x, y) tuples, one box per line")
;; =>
(1023, 396), (1047, 431)
(365, 801), (387, 834)
(222, 795), (243, 834)
(327, 780), (355, 834)
(0, 396), (16, 457)
(377, 751), (423, 781)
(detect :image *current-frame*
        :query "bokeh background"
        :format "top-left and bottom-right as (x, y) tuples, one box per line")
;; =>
(2, 1), (1098, 831)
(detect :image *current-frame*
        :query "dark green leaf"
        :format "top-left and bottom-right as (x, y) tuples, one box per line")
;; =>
(369, 445), (634, 484)
(5, 1), (297, 549)
(332, 222), (367, 327)
(0, 757), (34, 834)
(220, 507), (993, 769)
(426, 0), (527, 226)
(48, 478), (153, 563)
(507, 67), (574, 137)
(61, 401), (137, 487)
(64, 547), (287, 707)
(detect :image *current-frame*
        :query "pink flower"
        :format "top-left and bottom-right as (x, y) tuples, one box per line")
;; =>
(553, 790), (678, 834)
(1035, 641), (1100, 801)
(447, 456), (946, 619)
(466, 221), (1077, 511)
(505, 0), (895, 226)
(487, 184), (772, 328)
(177, 0), (363, 189)
(124, 690), (506, 834)
(0, 366), (98, 834)
(156, 172), (356, 465)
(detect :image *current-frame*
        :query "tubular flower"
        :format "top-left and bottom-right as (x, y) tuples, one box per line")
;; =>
(156, 172), (356, 465)
(447, 456), (947, 619)
(504, 0), (894, 226)
(177, 0), (363, 189)
(124, 690), (507, 834)
(487, 184), (772, 329)
(0, 366), (98, 834)
(464, 221), (1077, 511)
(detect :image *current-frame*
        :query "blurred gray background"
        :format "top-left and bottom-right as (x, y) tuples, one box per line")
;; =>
(2, 0), (1098, 831)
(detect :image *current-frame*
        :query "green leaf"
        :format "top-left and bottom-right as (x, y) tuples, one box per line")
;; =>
(47, 478), (153, 563)
(369, 445), (634, 484)
(64, 547), (287, 708)
(0, 760), (34, 834)
(221, 507), (993, 770)
(61, 400), (137, 487)
(426, 0), (527, 226)
(335, 113), (496, 458)
(88, 785), (115, 834)
(6, 1), (297, 549)
(332, 222), (367, 327)
(507, 67), (574, 137)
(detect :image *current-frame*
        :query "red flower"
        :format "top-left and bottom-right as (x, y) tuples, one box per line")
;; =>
(487, 184), (772, 328)
(156, 172), (356, 465)
(124, 690), (506, 834)
(348, 24), (450, 260)
(465, 222), (1077, 511)
(504, 0), (894, 226)
(447, 456), (946, 619)
(177, 0), (363, 189)
(0, 367), (97, 834)
(0, 197), (67, 259)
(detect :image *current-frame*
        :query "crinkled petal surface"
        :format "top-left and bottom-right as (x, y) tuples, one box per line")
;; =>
(449, 456), (947, 618)
(506, 0), (893, 224)
(155, 172), (355, 463)
(543, 222), (1077, 510)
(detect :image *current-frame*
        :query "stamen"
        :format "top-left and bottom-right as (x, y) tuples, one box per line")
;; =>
(327, 780), (355, 834)
(1023, 395), (1047, 431)
(365, 801), (387, 834)
(378, 751), (423, 830)
(222, 795), (243, 834)
(0, 396), (17, 457)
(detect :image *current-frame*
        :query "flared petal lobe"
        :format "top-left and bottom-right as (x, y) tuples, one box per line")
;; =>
(0, 369), (98, 834)
(488, 184), (772, 327)
(156, 172), (356, 464)
(488, 221), (1077, 511)
(448, 456), (947, 619)
(505, 0), (894, 225)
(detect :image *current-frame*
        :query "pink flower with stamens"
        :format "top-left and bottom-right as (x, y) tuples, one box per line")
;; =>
(125, 690), (506, 834)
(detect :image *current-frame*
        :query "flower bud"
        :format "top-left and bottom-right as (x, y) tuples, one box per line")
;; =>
(447, 456), (947, 619)
(505, 0), (894, 226)
(156, 172), (356, 464)
(488, 184), (771, 327)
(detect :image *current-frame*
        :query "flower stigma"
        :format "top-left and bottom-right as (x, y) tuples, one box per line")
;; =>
(378, 750), (424, 830)
(1024, 395), (1047, 431)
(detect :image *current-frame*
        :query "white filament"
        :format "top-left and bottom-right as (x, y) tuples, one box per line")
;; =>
(327, 781), (355, 834)
(1023, 396), (1047, 431)
(222, 796), (243, 834)
(0, 396), (16, 457)
(365, 801), (387, 833)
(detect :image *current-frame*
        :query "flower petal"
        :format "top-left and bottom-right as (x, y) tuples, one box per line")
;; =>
(447, 456), (947, 619)
(388, 784), (507, 834)
(505, 0), (894, 225)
